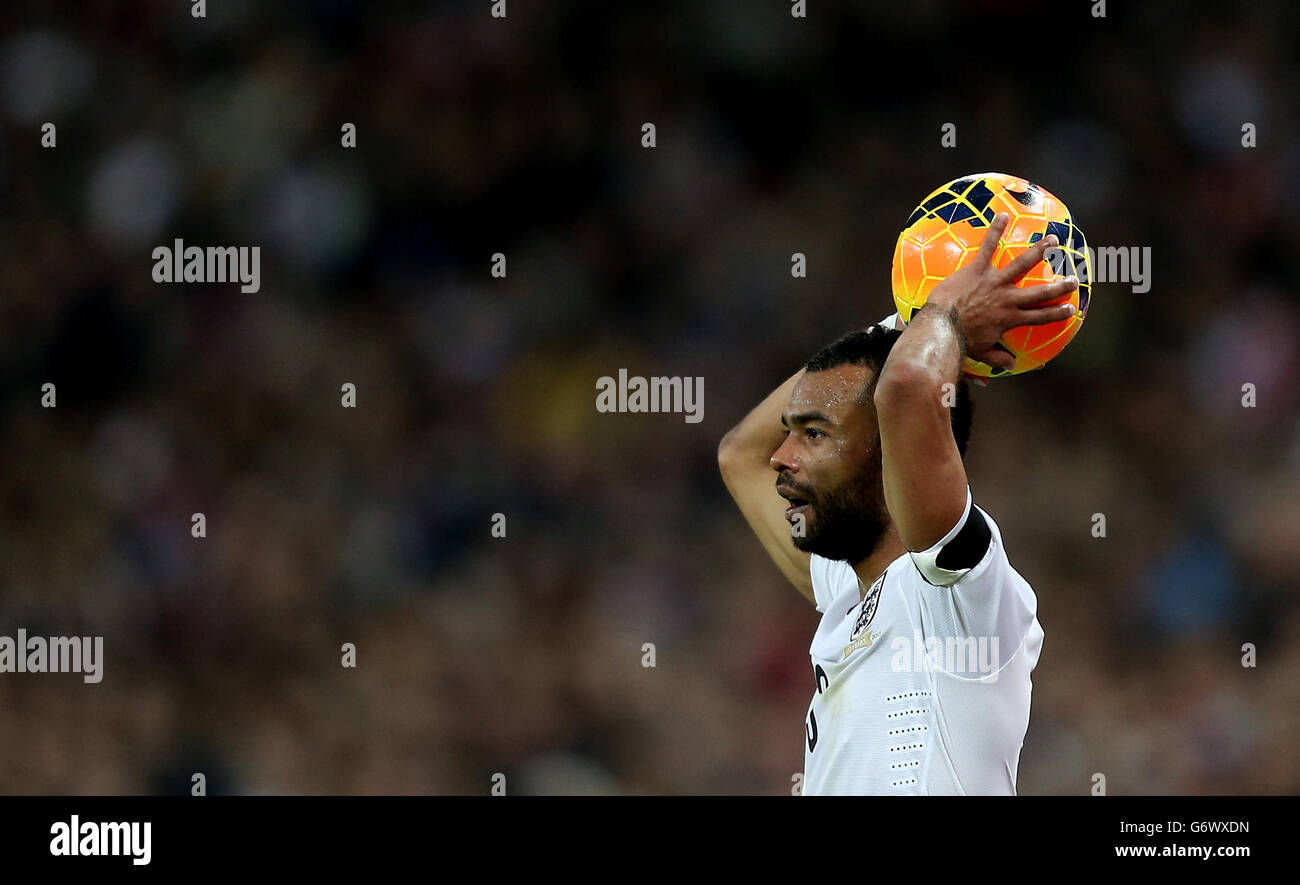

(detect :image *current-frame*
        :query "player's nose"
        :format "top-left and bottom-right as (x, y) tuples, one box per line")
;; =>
(770, 437), (798, 473)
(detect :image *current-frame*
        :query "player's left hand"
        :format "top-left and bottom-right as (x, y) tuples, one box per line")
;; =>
(925, 212), (1079, 371)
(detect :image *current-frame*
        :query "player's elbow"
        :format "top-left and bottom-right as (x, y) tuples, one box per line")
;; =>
(717, 431), (755, 502)
(717, 428), (741, 479)
(873, 358), (944, 414)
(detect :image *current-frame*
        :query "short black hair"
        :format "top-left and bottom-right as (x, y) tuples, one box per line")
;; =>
(803, 325), (973, 457)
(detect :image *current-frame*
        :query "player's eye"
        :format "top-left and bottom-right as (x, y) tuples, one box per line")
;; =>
(806, 428), (826, 440)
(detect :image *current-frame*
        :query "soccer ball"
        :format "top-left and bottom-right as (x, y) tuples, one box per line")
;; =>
(890, 172), (1092, 378)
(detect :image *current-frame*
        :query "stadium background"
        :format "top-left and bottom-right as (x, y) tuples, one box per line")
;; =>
(1, 0), (1298, 794)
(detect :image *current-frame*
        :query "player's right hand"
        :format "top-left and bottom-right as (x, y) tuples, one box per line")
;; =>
(925, 212), (1079, 370)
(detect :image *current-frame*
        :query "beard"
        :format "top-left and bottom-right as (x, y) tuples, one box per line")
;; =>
(782, 465), (890, 565)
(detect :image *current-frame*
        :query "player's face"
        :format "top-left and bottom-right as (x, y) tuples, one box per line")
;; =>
(771, 365), (890, 565)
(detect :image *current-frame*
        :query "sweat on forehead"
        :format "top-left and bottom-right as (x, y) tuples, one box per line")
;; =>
(788, 364), (877, 419)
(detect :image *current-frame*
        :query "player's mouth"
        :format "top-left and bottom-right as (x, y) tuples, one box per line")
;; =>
(777, 486), (813, 521)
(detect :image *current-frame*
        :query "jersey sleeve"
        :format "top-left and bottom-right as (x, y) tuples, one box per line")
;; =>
(808, 553), (850, 614)
(909, 486), (1038, 676)
(909, 486), (989, 586)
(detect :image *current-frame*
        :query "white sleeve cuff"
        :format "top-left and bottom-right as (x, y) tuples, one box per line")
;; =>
(908, 487), (976, 587)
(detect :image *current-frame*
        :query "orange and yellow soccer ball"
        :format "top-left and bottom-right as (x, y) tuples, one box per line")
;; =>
(891, 172), (1092, 378)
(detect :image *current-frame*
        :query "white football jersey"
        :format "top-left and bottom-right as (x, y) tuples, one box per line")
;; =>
(801, 487), (1043, 795)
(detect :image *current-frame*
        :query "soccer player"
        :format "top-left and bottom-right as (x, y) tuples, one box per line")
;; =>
(718, 213), (1079, 795)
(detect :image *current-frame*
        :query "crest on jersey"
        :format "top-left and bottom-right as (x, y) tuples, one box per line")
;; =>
(849, 569), (886, 641)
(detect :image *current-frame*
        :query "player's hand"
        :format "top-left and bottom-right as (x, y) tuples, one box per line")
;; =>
(925, 212), (1079, 370)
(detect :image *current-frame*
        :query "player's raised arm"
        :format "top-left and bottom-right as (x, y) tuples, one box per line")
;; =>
(874, 212), (1078, 552)
(718, 369), (815, 604)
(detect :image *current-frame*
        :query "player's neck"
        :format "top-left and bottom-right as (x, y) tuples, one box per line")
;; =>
(850, 523), (905, 597)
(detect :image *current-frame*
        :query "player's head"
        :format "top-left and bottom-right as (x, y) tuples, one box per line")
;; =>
(771, 325), (972, 564)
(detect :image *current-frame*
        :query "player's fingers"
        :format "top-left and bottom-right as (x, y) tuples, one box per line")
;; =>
(974, 347), (1015, 370)
(998, 233), (1059, 283)
(1012, 276), (1079, 306)
(1015, 302), (1077, 326)
(973, 212), (1009, 270)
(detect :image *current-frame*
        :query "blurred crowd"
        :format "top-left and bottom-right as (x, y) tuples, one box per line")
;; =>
(0, 0), (1298, 794)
